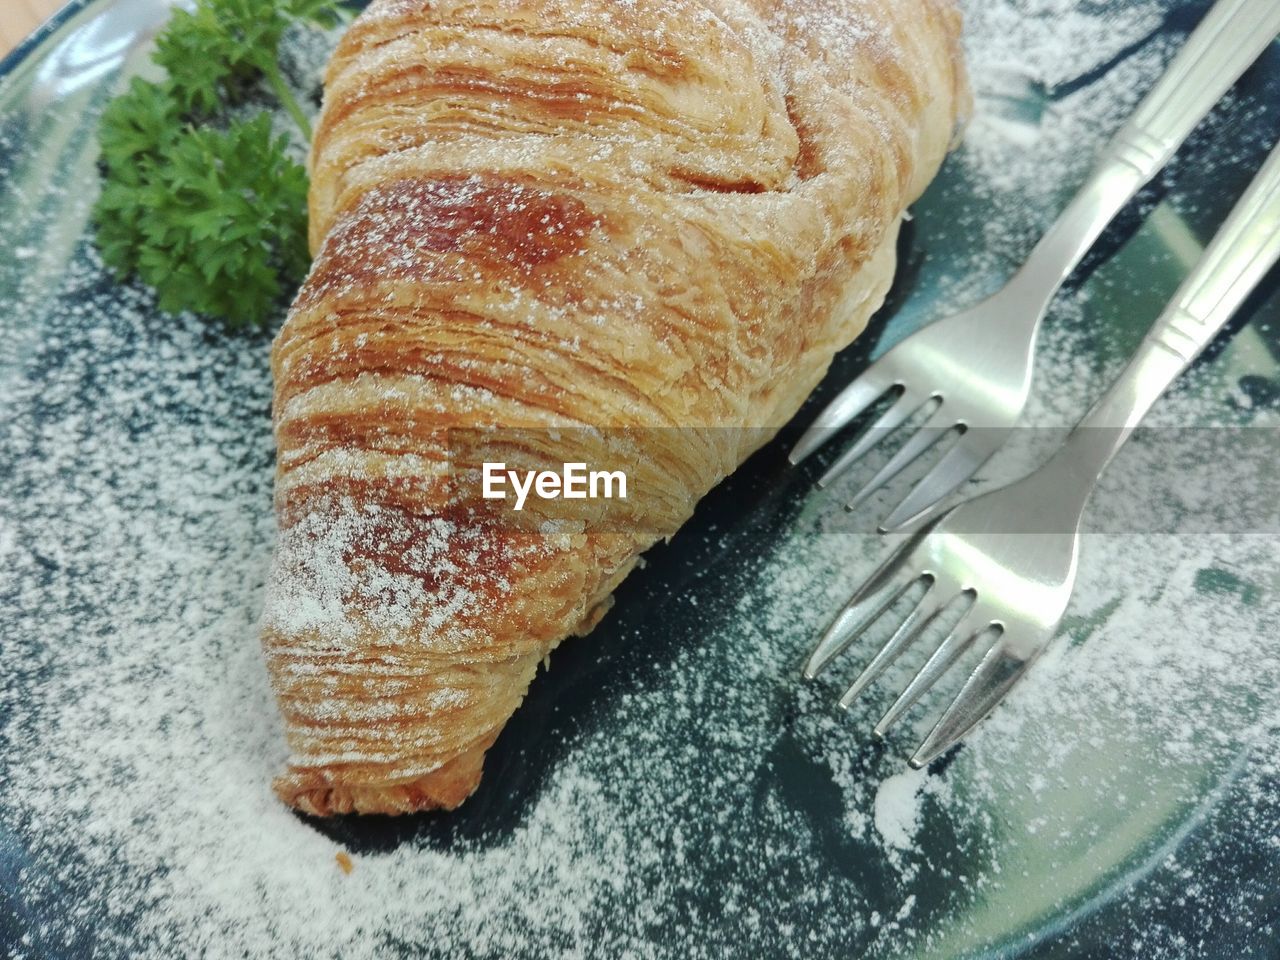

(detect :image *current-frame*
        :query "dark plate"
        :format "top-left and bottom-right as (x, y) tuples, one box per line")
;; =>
(1, 2), (1278, 957)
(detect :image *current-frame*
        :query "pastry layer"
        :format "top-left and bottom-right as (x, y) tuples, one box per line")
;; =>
(263, 0), (969, 815)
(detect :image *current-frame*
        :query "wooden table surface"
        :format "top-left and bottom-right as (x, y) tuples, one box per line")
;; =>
(2, 0), (63, 58)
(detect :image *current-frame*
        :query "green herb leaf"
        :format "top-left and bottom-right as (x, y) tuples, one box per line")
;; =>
(93, 0), (345, 328)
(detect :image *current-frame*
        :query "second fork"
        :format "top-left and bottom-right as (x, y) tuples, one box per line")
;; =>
(805, 136), (1280, 768)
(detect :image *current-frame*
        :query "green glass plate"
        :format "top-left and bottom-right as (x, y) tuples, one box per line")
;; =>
(0, 2), (1277, 957)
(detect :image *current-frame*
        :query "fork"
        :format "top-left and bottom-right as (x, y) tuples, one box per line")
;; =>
(789, 0), (1280, 533)
(804, 137), (1280, 769)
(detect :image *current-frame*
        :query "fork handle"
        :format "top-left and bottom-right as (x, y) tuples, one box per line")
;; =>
(1004, 0), (1280, 318)
(1048, 138), (1280, 493)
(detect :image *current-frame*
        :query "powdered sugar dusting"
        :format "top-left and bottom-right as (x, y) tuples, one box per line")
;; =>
(873, 768), (929, 852)
(262, 501), (478, 647)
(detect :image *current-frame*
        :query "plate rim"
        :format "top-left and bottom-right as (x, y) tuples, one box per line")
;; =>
(0, 0), (94, 79)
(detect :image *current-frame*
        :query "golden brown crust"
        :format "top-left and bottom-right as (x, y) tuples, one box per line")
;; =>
(262, 0), (969, 815)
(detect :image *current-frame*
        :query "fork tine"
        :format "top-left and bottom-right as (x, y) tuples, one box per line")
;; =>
(879, 427), (1010, 533)
(817, 391), (932, 489)
(788, 371), (894, 466)
(909, 630), (1040, 768)
(837, 584), (947, 708)
(874, 603), (996, 737)
(844, 406), (960, 514)
(803, 551), (923, 680)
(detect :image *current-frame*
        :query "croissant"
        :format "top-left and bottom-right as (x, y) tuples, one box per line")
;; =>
(261, 0), (969, 815)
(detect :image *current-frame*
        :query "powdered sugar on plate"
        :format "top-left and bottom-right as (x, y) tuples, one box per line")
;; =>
(1, 1), (1278, 958)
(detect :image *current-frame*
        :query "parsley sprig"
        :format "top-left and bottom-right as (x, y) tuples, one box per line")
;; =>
(94, 0), (345, 328)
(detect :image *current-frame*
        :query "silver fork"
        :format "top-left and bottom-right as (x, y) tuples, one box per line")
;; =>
(789, 0), (1280, 533)
(804, 138), (1280, 769)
